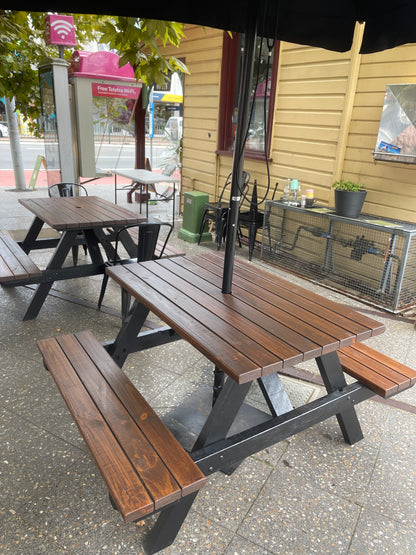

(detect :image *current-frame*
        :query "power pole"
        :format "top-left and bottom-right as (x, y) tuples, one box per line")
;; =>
(5, 97), (26, 191)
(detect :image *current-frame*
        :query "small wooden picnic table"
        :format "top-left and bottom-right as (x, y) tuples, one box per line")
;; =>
(12, 196), (145, 320)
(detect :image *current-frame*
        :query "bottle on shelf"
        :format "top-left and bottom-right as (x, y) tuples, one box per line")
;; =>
(282, 178), (291, 203)
(290, 179), (299, 205)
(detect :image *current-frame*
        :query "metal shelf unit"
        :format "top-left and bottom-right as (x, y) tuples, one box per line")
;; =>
(261, 201), (416, 313)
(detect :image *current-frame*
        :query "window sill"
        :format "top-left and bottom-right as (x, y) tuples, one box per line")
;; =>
(216, 149), (272, 163)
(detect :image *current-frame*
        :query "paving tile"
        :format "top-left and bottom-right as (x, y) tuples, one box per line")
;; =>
(277, 401), (389, 506)
(223, 534), (274, 554)
(238, 463), (360, 553)
(192, 456), (273, 532)
(364, 408), (416, 527)
(0, 407), (85, 512)
(162, 508), (235, 554)
(17, 455), (120, 553)
(0, 508), (68, 554)
(349, 508), (416, 554)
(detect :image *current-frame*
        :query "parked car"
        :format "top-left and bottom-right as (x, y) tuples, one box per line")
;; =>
(0, 123), (8, 138)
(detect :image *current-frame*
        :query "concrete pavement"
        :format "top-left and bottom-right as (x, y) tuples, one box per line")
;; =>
(0, 181), (415, 554)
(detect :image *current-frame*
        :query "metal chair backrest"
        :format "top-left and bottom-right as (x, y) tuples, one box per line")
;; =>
(218, 171), (250, 206)
(48, 183), (88, 198)
(114, 221), (173, 264)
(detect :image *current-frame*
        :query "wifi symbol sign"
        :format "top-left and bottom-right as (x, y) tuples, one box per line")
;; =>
(45, 14), (76, 47)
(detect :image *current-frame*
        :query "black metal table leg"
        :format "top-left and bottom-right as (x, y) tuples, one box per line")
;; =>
(193, 377), (252, 452)
(316, 351), (364, 444)
(144, 492), (198, 554)
(106, 300), (151, 366)
(19, 216), (44, 253)
(22, 230), (78, 321)
(212, 366), (225, 405)
(146, 378), (251, 551)
(257, 373), (293, 416)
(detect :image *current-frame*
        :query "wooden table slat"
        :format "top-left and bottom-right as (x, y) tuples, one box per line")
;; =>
(19, 197), (144, 231)
(193, 253), (385, 338)
(107, 252), (386, 383)
(108, 264), (265, 382)
(176, 256), (352, 349)
(162, 257), (325, 361)
(120, 261), (282, 375)
(217, 252), (386, 336)
(143, 260), (303, 368)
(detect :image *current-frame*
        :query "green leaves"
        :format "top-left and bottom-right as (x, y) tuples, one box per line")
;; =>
(332, 179), (365, 191)
(98, 18), (188, 89)
(0, 12), (186, 132)
(0, 11), (101, 134)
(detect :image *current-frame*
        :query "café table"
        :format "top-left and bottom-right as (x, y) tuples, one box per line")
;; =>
(114, 169), (179, 222)
(14, 196), (145, 320)
(104, 251), (385, 545)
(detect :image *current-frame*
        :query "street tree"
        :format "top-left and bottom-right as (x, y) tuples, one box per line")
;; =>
(0, 11), (187, 188)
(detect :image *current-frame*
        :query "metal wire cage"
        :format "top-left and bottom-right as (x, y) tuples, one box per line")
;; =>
(261, 201), (416, 313)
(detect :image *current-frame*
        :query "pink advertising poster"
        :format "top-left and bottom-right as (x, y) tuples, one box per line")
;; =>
(92, 83), (141, 100)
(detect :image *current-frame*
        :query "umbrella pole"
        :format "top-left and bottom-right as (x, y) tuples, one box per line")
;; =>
(222, 23), (258, 293)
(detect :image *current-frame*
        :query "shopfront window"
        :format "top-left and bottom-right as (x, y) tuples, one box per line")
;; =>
(217, 32), (279, 159)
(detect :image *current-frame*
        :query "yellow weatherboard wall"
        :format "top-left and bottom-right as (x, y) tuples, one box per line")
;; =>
(159, 24), (416, 223)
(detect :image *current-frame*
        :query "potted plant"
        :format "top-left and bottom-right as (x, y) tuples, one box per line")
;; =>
(332, 179), (367, 218)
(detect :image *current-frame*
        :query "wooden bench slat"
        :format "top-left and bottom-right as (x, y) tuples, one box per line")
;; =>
(351, 343), (416, 385)
(338, 343), (416, 398)
(37, 331), (206, 524)
(0, 228), (41, 282)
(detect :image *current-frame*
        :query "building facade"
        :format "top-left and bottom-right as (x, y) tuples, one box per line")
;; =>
(161, 24), (416, 223)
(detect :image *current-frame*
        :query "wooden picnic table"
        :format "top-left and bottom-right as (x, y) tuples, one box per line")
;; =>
(10, 196), (145, 320)
(103, 250), (387, 550)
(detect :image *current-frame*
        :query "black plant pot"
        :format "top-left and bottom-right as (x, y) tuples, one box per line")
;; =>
(334, 189), (367, 218)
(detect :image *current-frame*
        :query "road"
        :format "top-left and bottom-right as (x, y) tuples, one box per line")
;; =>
(0, 139), (168, 171)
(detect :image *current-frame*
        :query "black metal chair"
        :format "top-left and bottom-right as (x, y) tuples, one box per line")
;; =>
(48, 182), (89, 264)
(198, 171), (250, 249)
(238, 180), (278, 260)
(97, 220), (173, 318)
(48, 182), (89, 198)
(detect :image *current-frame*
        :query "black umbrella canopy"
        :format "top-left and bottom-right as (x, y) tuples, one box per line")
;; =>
(7, 0), (416, 290)
(6, 0), (416, 53)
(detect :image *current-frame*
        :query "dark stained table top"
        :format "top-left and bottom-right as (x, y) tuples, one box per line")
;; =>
(19, 196), (145, 231)
(106, 252), (386, 384)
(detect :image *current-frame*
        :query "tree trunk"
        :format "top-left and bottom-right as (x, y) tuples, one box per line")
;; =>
(5, 97), (26, 191)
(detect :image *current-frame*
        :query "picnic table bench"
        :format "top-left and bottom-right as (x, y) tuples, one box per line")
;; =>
(37, 330), (206, 551)
(36, 252), (416, 553)
(338, 342), (416, 397)
(0, 227), (42, 284)
(3, 196), (148, 320)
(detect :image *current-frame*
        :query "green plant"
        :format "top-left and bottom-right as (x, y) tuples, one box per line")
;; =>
(332, 179), (365, 192)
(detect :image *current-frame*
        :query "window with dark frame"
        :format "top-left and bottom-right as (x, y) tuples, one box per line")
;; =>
(217, 32), (279, 159)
